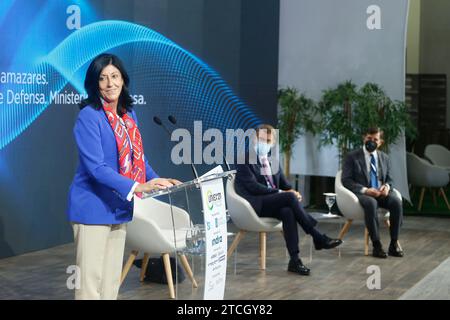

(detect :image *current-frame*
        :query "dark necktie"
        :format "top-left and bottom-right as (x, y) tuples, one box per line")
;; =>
(370, 154), (379, 188)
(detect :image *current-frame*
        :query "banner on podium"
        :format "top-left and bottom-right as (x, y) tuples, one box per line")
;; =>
(200, 165), (228, 300)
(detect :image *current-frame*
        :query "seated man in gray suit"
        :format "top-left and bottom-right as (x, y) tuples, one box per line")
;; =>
(342, 127), (403, 258)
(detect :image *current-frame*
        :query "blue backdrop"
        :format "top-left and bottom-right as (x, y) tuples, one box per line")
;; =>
(0, 0), (279, 258)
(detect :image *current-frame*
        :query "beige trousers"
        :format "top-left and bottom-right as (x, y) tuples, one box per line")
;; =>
(72, 223), (127, 300)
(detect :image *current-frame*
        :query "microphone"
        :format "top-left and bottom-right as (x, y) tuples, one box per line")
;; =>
(168, 115), (177, 126)
(153, 116), (171, 135)
(153, 116), (162, 126)
(153, 115), (199, 180)
(168, 115), (231, 171)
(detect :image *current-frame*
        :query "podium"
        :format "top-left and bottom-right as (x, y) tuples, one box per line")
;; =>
(139, 167), (236, 300)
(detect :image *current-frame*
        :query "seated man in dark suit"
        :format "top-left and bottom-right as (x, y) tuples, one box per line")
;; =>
(235, 124), (342, 276)
(341, 127), (404, 258)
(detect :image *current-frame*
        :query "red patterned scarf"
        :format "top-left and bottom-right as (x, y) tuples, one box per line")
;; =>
(103, 102), (146, 188)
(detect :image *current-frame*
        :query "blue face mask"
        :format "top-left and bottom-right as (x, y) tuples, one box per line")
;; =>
(255, 141), (272, 156)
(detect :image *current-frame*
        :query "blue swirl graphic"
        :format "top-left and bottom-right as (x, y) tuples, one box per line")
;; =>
(0, 20), (262, 150)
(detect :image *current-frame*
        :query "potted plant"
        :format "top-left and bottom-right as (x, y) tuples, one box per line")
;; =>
(317, 81), (358, 161)
(277, 87), (319, 176)
(355, 83), (417, 151)
(318, 81), (416, 164)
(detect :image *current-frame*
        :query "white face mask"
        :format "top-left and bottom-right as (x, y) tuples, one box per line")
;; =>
(254, 141), (272, 156)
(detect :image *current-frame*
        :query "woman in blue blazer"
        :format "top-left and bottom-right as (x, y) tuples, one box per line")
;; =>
(67, 53), (178, 300)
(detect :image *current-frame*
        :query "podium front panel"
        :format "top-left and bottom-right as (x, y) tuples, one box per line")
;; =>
(141, 170), (235, 299)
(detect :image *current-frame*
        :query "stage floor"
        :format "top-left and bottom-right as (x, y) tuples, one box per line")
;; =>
(1, 216), (449, 300)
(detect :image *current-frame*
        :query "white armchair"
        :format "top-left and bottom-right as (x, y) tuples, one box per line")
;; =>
(406, 152), (450, 211)
(225, 175), (282, 270)
(121, 196), (198, 299)
(424, 144), (450, 171)
(335, 170), (402, 255)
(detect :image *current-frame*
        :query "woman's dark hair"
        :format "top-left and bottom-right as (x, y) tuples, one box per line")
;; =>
(79, 53), (133, 116)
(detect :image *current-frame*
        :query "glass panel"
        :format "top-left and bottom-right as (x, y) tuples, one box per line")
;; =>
(141, 170), (235, 299)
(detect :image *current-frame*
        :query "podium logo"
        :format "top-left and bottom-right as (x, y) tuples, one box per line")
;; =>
(207, 217), (224, 230)
(211, 235), (223, 246)
(207, 190), (222, 210)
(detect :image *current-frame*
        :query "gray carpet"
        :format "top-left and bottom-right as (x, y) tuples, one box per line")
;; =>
(399, 257), (450, 300)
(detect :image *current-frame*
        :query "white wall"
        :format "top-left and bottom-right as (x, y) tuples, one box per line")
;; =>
(278, 0), (410, 200)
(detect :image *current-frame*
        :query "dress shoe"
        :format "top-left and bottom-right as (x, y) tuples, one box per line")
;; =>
(288, 258), (310, 276)
(314, 234), (343, 250)
(372, 246), (388, 258)
(388, 242), (404, 257)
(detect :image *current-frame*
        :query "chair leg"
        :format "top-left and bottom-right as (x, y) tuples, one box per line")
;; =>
(121, 250), (139, 285)
(259, 232), (267, 270)
(139, 253), (150, 282)
(364, 228), (369, 256)
(178, 254), (198, 288)
(440, 188), (450, 210)
(338, 220), (353, 240)
(162, 253), (175, 299)
(227, 230), (246, 258)
(410, 186), (416, 199)
(258, 233), (262, 257)
(431, 189), (438, 207)
(418, 187), (426, 211)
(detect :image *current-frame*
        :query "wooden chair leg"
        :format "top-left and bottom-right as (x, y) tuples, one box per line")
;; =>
(410, 186), (416, 199)
(227, 230), (246, 258)
(418, 187), (426, 211)
(178, 254), (198, 288)
(338, 220), (353, 240)
(440, 188), (450, 210)
(162, 253), (175, 299)
(431, 189), (438, 207)
(139, 253), (150, 282)
(259, 233), (263, 257)
(259, 232), (267, 270)
(121, 250), (139, 285)
(364, 228), (369, 256)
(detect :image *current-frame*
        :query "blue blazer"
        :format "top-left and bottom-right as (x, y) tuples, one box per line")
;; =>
(67, 105), (159, 224)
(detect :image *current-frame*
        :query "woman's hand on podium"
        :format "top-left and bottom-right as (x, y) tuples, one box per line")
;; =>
(167, 178), (182, 186)
(134, 178), (176, 194)
(148, 178), (176, 189)
(134, 182), (159, 194)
